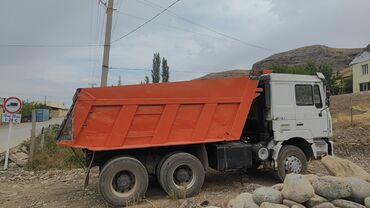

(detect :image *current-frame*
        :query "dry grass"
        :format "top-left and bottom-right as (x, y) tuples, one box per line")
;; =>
(331, 91), (370, 127)
(25, 124), (84, 170)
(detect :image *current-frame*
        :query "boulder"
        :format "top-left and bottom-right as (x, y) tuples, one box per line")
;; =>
(312, 202), (335, 208)
(364, 197), (370, 208)
(312, 176), (352, 200)
(206, 206), (221, 208)
(305, 174), (319, 184)
(345, 177), (370, 204)
(228, 193), (257, 208)
(321, 156), (370, 182)
(244, 201), (259, 208)
(260, 202), (289, 208)
(331, 199), (366, 208)
(292, 205), (306, 208)
(9, 151), (29, 166)
(283, 199), (306, 208)
(272, 183), (284, 191)
(282, 174), (315, 203)
(252, 187), (282, 205)
(304, 194), (328, 207)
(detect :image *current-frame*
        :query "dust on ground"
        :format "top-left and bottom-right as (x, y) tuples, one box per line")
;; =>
(1, 141), (369, 208)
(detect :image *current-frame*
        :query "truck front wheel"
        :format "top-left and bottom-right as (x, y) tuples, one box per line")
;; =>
(274, 145), (307, 181)
(159, 152), (205, 198)
(98, 156), (149, 206)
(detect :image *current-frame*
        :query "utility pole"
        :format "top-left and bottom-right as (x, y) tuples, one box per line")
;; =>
(100, 0), (114, 87)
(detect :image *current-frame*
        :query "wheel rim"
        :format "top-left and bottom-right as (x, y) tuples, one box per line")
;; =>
(112, 171), (136, 194)
(172, 165), (196, 189)
(284, 155), (302, 174)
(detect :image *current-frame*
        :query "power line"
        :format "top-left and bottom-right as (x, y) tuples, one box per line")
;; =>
(0, 44), (103, 48)
(117, 12), (228, 42)
(111, 0), (182, 43)
(137, 0), (275, 52)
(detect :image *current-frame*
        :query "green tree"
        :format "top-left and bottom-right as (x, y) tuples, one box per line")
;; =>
(145, 76), (150, 84)
(151, 53), (161, 83)
(20, 101), (48, 121)
(161, 57), (170, 82)
(118, 75), (122, 86)
(270, 63), (351, 95)
(343, 76), (353, 94)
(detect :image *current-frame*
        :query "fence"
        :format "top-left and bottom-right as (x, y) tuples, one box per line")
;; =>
(330, 92), (370, 126)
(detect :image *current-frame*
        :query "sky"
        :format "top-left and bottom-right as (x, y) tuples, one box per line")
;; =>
(0, 0), (369, 106)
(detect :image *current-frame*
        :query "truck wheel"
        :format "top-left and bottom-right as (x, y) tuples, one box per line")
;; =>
(274, 145), (307, 181)
(156, 152), (179, 187)
(159, 152), (205, 198)
(98, 156), (149, 206)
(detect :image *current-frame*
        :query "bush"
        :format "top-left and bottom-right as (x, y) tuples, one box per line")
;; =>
(26, 124), (85, 170)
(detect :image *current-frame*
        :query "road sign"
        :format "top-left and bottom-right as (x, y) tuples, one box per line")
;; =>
(3, 96), (23, 170)
(2, 113), (22, 124)
(4, 97), (23, 114)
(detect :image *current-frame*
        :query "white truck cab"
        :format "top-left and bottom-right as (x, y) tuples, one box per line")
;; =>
(253, 72), (334, 180)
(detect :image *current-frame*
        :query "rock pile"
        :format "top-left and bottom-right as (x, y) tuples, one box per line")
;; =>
(0, 143), (29, 168)
(225, 173), (370, 208)
(222, 156), (370, 208)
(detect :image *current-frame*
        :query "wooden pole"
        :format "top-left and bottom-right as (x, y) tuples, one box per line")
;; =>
(40, 127), (45, 149)
(100, 0), (114, 87)
(350, 97), (353, 125)
(29, 110), (36, 162)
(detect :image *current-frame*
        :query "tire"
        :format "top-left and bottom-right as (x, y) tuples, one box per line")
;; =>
(159, 152), (205, 198)
(98, 156), (149, 207)
(274, 145), (307, 181)
(156, 152), (179, 187)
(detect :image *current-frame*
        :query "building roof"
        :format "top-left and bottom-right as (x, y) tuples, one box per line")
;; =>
(45, 101), (68, 110)
(350, 45), (370, 65)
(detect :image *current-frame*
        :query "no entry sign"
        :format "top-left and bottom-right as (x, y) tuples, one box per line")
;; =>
(4, 97), (23, 114)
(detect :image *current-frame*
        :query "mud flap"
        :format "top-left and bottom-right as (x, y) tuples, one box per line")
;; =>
(84, 152), (95, 189)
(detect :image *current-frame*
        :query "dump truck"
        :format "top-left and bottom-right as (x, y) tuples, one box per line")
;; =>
(57, 71), (333, 206)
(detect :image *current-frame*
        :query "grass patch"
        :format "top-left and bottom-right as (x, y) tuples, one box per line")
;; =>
(25, 124), (85, 170)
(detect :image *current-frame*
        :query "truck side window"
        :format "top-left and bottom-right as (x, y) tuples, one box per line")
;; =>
(295, 85), (313, 106)
(313, 85), (323, 108)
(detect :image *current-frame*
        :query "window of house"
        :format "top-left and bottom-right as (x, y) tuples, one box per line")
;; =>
(295, 85), (314, 106)
(360, 82), (370, 91)
(313, 85), (323, 108)
(362, 64), (369, 75)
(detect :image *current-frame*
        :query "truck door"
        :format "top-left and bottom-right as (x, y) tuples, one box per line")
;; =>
(294, 83), (328, 138)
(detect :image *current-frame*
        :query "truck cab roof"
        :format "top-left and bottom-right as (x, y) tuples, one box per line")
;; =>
(261, 73), (324, 83)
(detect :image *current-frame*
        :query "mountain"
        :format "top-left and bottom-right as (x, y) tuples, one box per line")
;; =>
(252, 45), (363, 72)
(196, 69), (250, 80)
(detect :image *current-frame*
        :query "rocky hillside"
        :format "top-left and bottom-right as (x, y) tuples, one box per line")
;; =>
(196, 69), (250, 80)
(252, 45), (363, 72)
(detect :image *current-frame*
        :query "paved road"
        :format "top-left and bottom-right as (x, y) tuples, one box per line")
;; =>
(0, 117), (64, 152)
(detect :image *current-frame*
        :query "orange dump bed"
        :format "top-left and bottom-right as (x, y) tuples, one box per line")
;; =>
(58, 76), (260, 151)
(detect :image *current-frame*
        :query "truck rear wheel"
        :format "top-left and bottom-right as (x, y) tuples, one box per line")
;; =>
(159, 152), (205, 198)
(156, 152), (179, 187)
(98, 156), (149, 206)
(274, 145), (307, 181)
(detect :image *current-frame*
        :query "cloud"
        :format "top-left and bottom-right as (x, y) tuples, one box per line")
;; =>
(0, 0), (369, 105)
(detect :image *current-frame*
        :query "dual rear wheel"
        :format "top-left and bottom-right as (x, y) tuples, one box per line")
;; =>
(157, 152), (205, 198)
(98, 152), (205, 207)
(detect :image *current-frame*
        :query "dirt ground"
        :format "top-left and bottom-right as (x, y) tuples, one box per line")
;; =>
(1, 142), (368, 208)
(1, 92), (370, 208)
